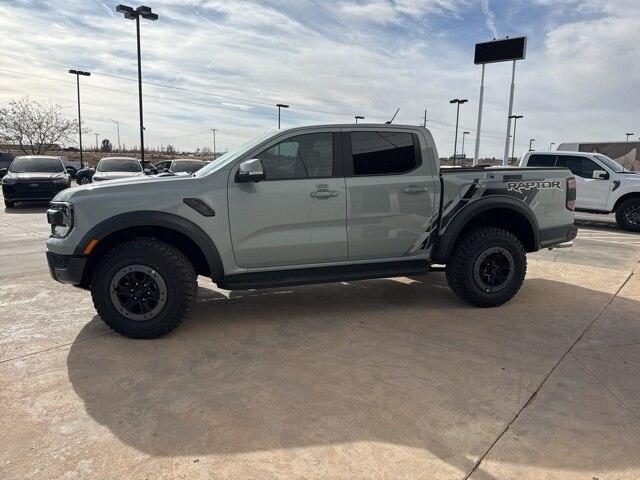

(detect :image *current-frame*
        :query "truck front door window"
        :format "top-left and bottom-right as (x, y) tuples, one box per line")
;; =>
(256, 133), (333, 180)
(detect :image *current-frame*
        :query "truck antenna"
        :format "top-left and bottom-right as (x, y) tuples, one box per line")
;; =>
(385, 108), (400, 124)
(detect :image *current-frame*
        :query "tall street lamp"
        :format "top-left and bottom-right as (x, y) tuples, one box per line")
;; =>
(461, 131), (470, 160)
(355, 115), (364, 124)
(276, 104), (289, 129)
(509, 114), (523, 162)
(450, 99), (468, 165)
(210, 128), (217, 158)
(529, 138), (535, 151)
(549, 142), (555, 151)
(68, 69), (90, 169)
(626, 133), (635, 141)
(107, 118), (121, 151)
(116, 4), (158, 164)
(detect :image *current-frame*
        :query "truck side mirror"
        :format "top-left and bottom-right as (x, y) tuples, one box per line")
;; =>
(592, 170), (609, 180)
(236, 158), (266, 183)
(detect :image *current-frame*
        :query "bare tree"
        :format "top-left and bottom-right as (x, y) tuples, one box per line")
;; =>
(0, 98), (81, 155)
(166, 144), (176, 155)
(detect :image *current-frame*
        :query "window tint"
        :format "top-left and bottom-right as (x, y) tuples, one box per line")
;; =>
(350, 131), (417, 175)
(255, 132), (333, 180)
(556, 155), (602, 178)
(96, 158), (142, 172)
(527, 154), (556, 167)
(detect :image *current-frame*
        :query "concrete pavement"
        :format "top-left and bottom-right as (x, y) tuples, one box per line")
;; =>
(1, 200), (639, 479)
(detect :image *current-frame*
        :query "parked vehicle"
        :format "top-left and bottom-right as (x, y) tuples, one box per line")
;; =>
(167, 159), (206, 174)
(92, 157), (146, 182)
(0, 152), (15, 177)
(557, 142), (639, 172)
(2, 156), (71, 208)
(46, 124), (577, 338)
(75, 165), (96, 185)
(520, 151), (640, 231)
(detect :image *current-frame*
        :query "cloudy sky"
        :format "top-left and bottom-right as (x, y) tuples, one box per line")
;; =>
(0, 0), (638, 158)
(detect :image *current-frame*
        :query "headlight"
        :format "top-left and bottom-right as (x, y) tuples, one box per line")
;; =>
(47, 201), (74, 238)
(2, 176), (16, 185)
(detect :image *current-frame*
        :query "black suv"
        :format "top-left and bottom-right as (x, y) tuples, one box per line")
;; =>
(1, 156), (71, 208)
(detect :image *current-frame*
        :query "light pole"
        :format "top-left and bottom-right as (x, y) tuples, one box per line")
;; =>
(116, 4), (158, 164)
(529, 139), (535, 151)
(94, 133), (100, 151)
(423, 109), (427, 127)
(461, 131), (470, 160)
(68, 69), (90, 169)
(212, 128), (217, 158)
(107, 118), (121, 151)
(276, 103), (289, 129)
(549, 142), (555, 151)
(509, 114), (523, 163)
(626, 133), (635, 141)
(450, 99), (468, 165)
(355, 115), (364, 124)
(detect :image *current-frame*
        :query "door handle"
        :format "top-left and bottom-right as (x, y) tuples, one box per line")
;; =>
(310, 190), (339, 198)
(402, 185), (427, 194)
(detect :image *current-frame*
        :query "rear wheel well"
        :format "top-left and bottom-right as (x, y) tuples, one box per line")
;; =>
(81, 226), (210, 286)
(613, 192), (640, 212)
(454, 208), (536, 253)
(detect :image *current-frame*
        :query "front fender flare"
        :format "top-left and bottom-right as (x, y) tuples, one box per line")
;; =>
(75, 211), (224, 280)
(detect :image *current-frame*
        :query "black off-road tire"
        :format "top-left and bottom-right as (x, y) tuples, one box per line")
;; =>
(91, 238), (197, 339)
(446, 227), (527, 307)
(615, 198), (640, 232)
(4, 200), (14, 208)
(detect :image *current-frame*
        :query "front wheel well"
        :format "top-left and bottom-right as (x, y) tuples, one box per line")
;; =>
(454, 208), (537, 253)
(613, 192), (640, 212)
(81, 226), (211, 287)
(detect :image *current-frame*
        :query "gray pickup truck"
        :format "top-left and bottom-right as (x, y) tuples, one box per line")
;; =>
(46, 124), (577, 338)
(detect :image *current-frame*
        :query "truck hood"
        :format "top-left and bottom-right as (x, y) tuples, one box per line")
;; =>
(92, 171), (145, 181)
(6, 172), (67, 181)
(52, 173), (194, 202)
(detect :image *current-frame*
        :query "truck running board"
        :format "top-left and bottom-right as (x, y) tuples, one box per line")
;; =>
(218, 260), (430, 290)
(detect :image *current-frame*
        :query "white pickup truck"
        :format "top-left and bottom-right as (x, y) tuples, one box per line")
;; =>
(520, 151), (640, 231)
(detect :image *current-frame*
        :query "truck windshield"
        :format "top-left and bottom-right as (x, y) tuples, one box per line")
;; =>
(9, 157), (64, 173)
(96, 158), (142, 172)
(593, 154), (627, 173)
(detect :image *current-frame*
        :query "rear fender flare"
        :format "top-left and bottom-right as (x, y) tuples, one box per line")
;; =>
(433, 196), (539, 262)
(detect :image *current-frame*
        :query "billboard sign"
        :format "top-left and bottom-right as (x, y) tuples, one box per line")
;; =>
(474, 37), (527, 65)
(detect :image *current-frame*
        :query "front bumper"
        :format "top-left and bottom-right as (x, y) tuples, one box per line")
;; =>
(539, 224), (578, 249)
(2, 182), (68, 201)
(46, 251), (87, 285)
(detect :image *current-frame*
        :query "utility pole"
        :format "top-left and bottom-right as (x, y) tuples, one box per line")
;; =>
(423, 109), (427, 127)
(529, 138), (535, 151)
(502, 60), (517, 165)
(68, 69), (90, 169)
(549, 142), (555, 151)
(94, 133), (100, 151)
(210, 128), (217, 158)
(107, 118), (121, 151)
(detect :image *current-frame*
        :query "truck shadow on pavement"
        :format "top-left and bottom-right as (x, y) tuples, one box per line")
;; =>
(66, 274), (638, 476)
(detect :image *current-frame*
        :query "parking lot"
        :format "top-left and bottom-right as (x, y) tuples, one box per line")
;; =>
(1, 197), (639, 479)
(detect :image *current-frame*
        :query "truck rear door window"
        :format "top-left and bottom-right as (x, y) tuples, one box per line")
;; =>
(527, 154), (556, 167)
(350, 131), (418, 175)
(256, 132), (333, 180)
